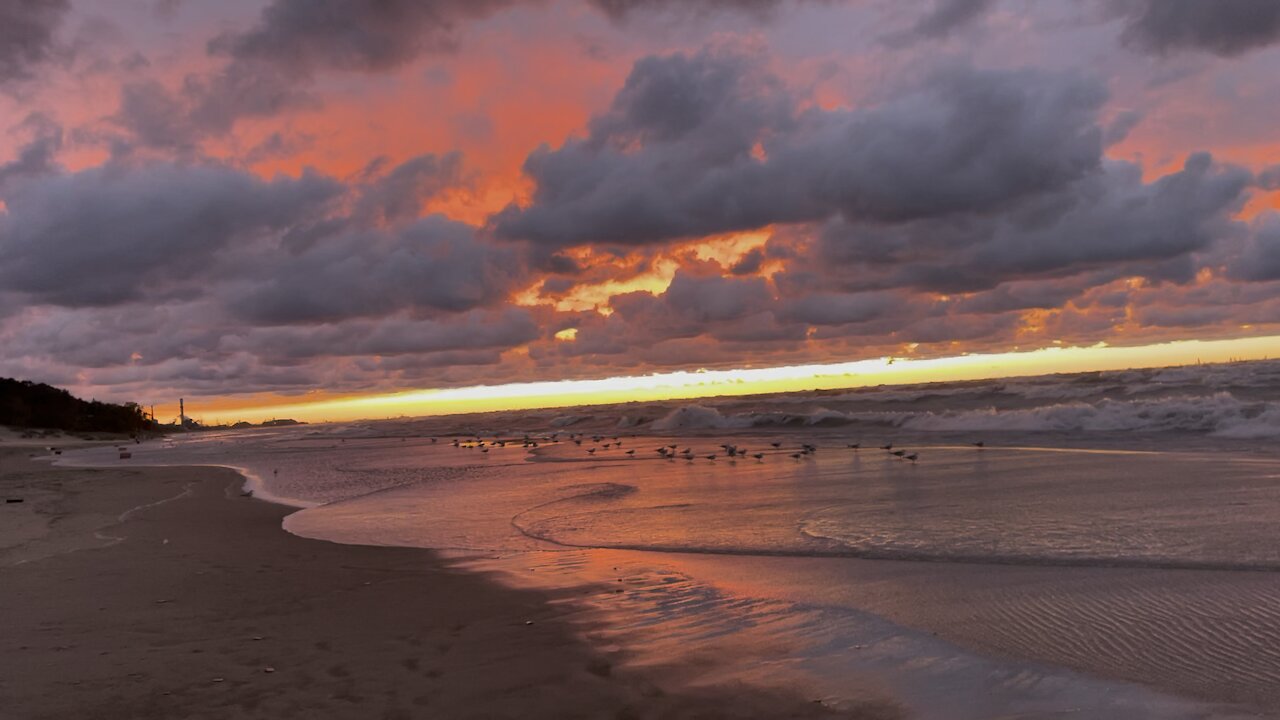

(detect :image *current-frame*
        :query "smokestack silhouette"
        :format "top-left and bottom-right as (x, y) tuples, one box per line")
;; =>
(179, 398), (185, 426)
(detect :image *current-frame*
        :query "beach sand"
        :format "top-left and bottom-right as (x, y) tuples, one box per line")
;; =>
(0, 444), (900, 720)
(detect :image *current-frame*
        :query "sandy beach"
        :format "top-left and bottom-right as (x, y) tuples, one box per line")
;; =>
(0, 443), (898, 720)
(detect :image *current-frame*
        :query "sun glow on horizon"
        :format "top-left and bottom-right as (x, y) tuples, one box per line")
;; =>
(190, 335), (1280, 426)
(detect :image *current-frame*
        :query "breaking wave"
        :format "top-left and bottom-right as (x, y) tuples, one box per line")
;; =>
(647, 393), (1280, 438)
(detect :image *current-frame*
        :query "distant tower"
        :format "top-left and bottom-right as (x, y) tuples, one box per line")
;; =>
(179, 398), (186, 426)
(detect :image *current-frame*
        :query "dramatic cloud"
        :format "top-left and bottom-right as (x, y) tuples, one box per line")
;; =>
(208, 0), (520, 74)
(0, 162), (341, 307)
(809, 153), (1251, 293)
(230, 215), (526, 325)
(0, 0), (69, 84)
(5, 0), (1280, 405)
(906, 0), (995, 39)
(1228, 214), (1280, 281)
(496, 45), (1105, 246)
(1116, 0), (1280, 57)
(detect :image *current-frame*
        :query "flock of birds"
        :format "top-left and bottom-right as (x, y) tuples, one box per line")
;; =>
(443, 431), (989, 464)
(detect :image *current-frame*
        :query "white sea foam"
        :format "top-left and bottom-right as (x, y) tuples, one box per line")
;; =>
(651, 405), (753, 431)
(893, 392), (1280, 436)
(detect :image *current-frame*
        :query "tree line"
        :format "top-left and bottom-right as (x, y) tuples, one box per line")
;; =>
(0, 378), (155, 434)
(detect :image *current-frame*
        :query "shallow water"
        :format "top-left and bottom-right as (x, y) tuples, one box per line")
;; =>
(58, 359), (1280, 717)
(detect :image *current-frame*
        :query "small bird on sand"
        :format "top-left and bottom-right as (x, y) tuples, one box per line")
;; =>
(891, 450), (906, 457)
(587, 448), (596, 455)
(973, 441), (985, 448)
(880, 443), (893, 451)
(790, 453), (802, 460)
(626, 449), (636, 456)
(771, 442), (782, 448)
(905, 453), (918, 462)
(753, 453), (764, 461)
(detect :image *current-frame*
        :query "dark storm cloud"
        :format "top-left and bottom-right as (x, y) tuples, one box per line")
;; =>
(354, 152), (464, 225)
(0, 0), (69, 84)
(113, 0), (827, 151)
(1116, 0), (1280, 57)
(0, 162), (342, 307)
(587, 0), (791, 21)
(0, 114), (61, 189)
(207, 0), (520, 74)
(907, 0), (996, 39)
(229, 215), (526, 325)
(495, 46), (1105, 246)
(811, 154), (1251, 294)
(1227, 214), (1280, 281)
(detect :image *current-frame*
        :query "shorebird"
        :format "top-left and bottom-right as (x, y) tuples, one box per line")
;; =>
(973, 441), (985, 448)
(626, 449), (636, 457)
(905, 453), (918, 462)
(753, 453), (764, 461)
(705, 455), (717, 461)
(771, 442), (782, 448)
(891, 450), (907, 457)
(847, 443), (860, 449)
(880, 443), (893, 451)
(587, 448), (596, 455)
(790, 453), (802, 460)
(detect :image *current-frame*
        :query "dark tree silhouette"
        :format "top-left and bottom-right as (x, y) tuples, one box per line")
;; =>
(0, 378), (155, 434)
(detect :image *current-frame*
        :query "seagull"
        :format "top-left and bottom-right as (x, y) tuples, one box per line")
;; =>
(891, 450), (907, 457)
(973, 441), (985, 448)
(880, 443), (893, 451)
(753, 453), (764, 461)
(626, 449), (636, 457)
(587, 448), (596, 455)
(905, 453), (918, 462)
(771, 442), (782, 448)
(847, 443), (860, 449)
(705, 455), (717, 461)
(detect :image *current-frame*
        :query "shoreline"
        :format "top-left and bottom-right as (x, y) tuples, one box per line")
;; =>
(0, 446), (898, 719)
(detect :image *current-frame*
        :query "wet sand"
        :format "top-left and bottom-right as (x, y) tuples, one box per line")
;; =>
(0, 445), (899, 720)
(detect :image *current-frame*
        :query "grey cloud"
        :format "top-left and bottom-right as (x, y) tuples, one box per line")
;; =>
(496, 47), (1105, 247)
(208, 0), (520, 74)
(778, 290), (902, 326)
(587, 0), (792, 21)
(0, 162), (342, 306)
(354, 152), (464, 225)
(907, 0), (996, 39)
(0, 114), (62, 189)
(1228, 214), (1280, 281)
(812, 154), (1250, 294)
(1256, 165), (1280, 191)
(1116, 0), (1280, 57)
(0, 0), (69, 84)
(230, 215), (526, 325)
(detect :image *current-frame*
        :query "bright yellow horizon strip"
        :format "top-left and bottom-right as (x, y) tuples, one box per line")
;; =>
(195, 334), (1279, 425)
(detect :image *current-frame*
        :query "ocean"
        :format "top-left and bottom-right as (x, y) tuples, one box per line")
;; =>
(60, 359), (1280, 718)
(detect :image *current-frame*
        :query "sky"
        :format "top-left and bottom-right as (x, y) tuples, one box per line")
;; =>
(1, 0), (1279, 423)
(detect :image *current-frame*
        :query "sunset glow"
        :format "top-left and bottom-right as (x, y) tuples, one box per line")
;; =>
(1, 1), (1279, 426)
(188, 335), (1280, 425)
